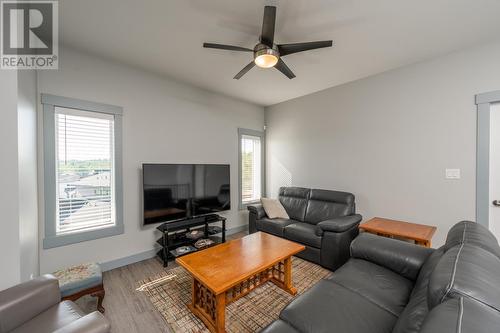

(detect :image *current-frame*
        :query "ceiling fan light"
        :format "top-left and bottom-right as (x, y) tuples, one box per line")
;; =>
(253, 45), (280, 68)
(255, 54), (278, 68)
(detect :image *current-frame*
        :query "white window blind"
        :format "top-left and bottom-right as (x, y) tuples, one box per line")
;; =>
(55, 107), (116, 234)
(241, 134), (262, 203)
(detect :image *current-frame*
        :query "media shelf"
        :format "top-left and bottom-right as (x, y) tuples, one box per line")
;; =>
(156, 214), (226, 267)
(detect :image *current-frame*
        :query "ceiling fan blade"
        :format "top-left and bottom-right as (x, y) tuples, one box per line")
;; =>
(260, 6), (276, 47)
(234, 61), (256, 80)
(278, 40), (333, 56)
(203, 43), (253, 52)
(274, 58), (296, 79)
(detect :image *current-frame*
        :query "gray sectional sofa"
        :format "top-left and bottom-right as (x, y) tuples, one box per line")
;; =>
(248, 186), (362, 271)
(261, 221), (500, 333)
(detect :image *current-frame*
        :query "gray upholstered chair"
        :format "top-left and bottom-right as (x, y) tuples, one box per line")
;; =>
(0, 275), (110, 333)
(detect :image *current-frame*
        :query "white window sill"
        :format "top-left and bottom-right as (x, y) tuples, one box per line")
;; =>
(43, 223), (124, 249)
(239, 200), (261, 210)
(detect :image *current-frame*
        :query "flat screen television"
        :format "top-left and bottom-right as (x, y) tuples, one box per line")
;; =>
(142, 164), (230, 225)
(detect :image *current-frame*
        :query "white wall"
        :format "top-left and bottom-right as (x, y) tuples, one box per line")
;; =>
(38, 47), (264, 273)
(18, 70), (39, 281)
(0, 71), (21, 289)
(0, 70), (39, 288)
(266, 41), (500, 247)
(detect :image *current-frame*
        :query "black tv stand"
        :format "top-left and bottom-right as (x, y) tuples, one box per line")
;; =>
(156, 214), (226, 267)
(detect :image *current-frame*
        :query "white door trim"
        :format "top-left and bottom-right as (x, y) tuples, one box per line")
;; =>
(475, 90), (500, 227)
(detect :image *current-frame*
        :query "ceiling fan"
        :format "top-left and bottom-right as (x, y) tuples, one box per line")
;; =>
(203, 6), (333, 80)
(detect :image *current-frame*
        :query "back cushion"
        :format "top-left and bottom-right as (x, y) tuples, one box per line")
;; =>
(278, 187), (310, 222)
(391, 248), (444, 333)
(444, 221), (500, 257)
(420, 297), (500, 333)
(427, 243), (500, 312)
(304, 189), (355, 224)
(395, 221), (500, 333)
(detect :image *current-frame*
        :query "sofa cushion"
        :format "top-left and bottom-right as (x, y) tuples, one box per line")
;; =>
(428, 243), (500, 312)
(284, 223), (322, 248)
(420, 297), (500, 333)
(329, 259), (414, 317)
(260, 319), (300, 333)
(444, 221), (500, 258)
(391, 248), (445, 333)
(256, 218), (297, 237)
(280, 280), (398, 333)
(11, 301), (84, 333)
(350, 233), (433, 281)
(304, 189), (354, 224)
(279, 187), (310, 222)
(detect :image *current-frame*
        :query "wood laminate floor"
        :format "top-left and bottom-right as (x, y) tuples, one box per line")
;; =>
(76, 231), (247, 333)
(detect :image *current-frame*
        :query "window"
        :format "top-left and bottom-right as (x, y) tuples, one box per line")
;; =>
(238, 128), (265, 208)
(42, 94), (123, 249)
(55, 108), (115, 233)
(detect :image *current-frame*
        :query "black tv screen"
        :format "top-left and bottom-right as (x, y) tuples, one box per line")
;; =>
(142, 164), (230, 225)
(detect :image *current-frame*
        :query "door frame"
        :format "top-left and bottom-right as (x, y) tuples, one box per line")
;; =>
(476, 90), (500, 227)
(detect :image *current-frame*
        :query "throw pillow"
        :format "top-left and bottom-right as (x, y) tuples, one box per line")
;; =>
(261, 198), (289, 219)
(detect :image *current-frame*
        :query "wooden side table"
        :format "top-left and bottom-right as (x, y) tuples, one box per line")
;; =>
(359, 217), (437, 247)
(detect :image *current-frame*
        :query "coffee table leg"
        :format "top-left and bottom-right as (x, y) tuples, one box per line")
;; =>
(215, 293), (226, 333)
(189, 278), (226, 333)
(283, 256), (297, 295)
(270, 257), (297, 295)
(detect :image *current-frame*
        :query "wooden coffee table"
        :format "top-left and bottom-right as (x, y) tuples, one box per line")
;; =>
(176, 232), (305, 333)
(360, 217), (437, 247)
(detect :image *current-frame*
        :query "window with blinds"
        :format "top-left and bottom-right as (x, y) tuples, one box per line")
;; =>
(55, 107), (116, 234)
(240, 134), (262, 204)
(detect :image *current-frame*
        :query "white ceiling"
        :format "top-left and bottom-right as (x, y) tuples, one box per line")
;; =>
(59, 0), (500, 106)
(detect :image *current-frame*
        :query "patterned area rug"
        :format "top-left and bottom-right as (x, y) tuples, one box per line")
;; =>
(137, 257), (331, 332)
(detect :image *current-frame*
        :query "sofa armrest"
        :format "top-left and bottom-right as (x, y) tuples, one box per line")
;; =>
(0, 275), (61, 333)
(53, 312), (111, 333)
(351, 233), (434, 280)
(247, 204), (266, 219)
(316, 214), (362, 235)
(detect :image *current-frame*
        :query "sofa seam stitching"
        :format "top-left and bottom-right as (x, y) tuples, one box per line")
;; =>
(278, 317), (303, 333)
(331, 280), (399, 317)
(452, 289), (500, 313)
(441, 223), (467, 303)
(457, 297), (463, 333)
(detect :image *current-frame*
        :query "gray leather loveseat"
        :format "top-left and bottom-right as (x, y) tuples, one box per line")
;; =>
(0, 275), (110, 333)
(261, 221), (500, 333)
(248, 187), (362, 271)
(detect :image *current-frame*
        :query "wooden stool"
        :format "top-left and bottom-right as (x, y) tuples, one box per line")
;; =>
(52, 262), (105, 313)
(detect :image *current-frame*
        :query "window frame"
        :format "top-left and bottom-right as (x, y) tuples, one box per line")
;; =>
(238, 128), (265, 209)
(42, 94), (124, 249)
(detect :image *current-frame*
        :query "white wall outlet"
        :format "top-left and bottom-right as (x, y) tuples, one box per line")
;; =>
(445, 168), (461, 179)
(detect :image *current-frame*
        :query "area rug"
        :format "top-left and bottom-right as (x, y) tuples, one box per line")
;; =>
(137, 257), (331, 332)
